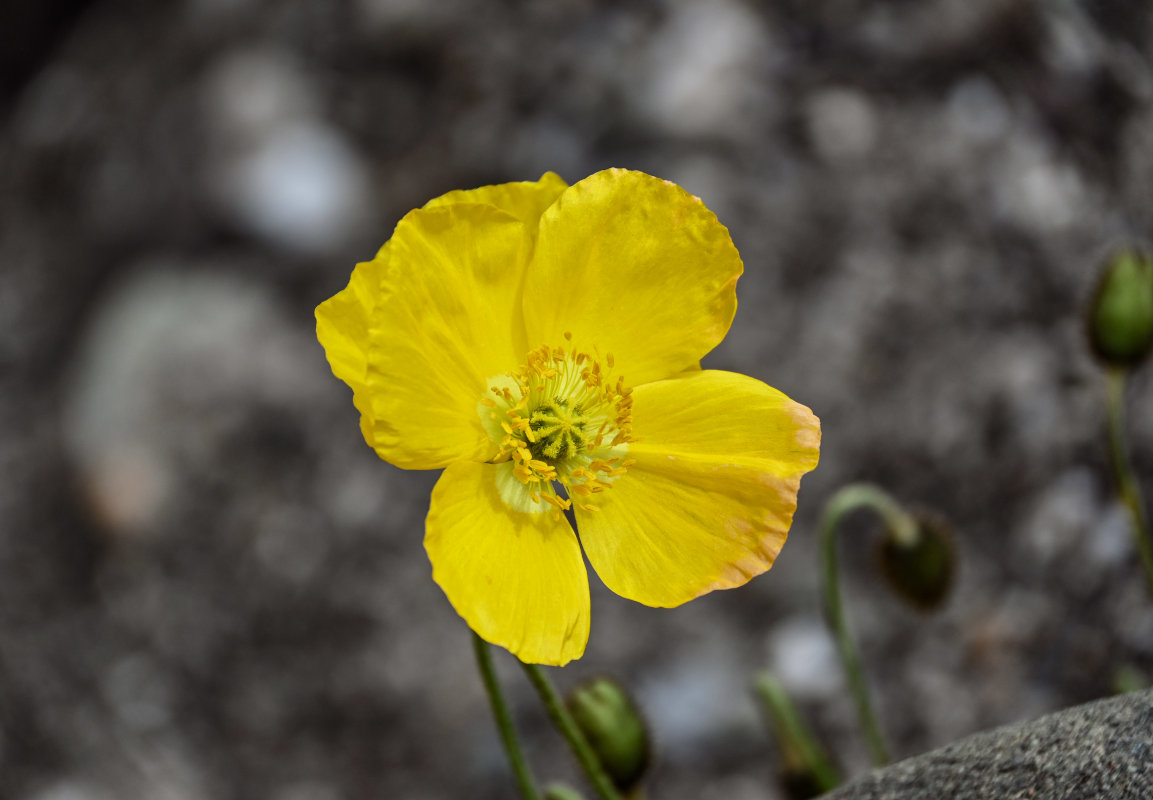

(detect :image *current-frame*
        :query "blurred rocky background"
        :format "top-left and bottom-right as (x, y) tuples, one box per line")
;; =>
(2, 0), (1152, 798)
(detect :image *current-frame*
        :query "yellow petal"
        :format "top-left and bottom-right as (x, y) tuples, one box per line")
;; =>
(320, 203), (534, 469)
(368, 203), (537, 468)
(316, 243), (391, 444)
(426, 461), (591, 666)
(424, 171), (568, 230)
(523, 169), (741, 386)
(577, 370), (820, 607)
(318, 171), (564, 407)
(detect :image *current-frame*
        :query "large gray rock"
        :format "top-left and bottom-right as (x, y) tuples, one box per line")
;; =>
(826, 690), (1153, 799)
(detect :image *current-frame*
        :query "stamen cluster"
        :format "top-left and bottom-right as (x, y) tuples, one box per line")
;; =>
(480, 333), (636, 515)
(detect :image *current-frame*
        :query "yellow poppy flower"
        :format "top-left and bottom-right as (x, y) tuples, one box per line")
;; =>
(317, 169), (820, 666)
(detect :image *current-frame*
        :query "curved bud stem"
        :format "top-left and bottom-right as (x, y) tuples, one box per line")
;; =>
(1105, 367), (1153, 594)
(521, 663), (624, 800)
(473, 633), (541, 800)
(544, 783), (588, 800)
(753, 672), (840, 796)
(819, 483), (909, 766)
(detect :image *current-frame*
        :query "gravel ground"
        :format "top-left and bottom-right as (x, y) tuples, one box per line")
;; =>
(2, 1), (1153, 799)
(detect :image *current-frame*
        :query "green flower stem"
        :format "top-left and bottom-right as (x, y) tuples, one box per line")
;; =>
(753, 673), (840, 794)
(819, 483), (909, 766)
(544, 784), (588, 800)
(1105, 367), (1153, 594)
(521, 662), (624, 800)
(473, 633), (541, 800)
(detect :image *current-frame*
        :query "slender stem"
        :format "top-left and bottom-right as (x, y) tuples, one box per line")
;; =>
(473, 633), (541, 800)
(520, 662), (624, 800)
(819, 483), (906, 766)
(1105, 367), (1153, 594)
(753, 673), (840, 793)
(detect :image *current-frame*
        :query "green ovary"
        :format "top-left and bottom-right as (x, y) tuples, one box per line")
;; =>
(529, 399), (589, 461)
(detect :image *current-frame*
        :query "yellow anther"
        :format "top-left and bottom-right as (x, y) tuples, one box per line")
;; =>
(514, 465), (539, 483)
(541, 493), (571, 511)
(482, 340), (635, 510)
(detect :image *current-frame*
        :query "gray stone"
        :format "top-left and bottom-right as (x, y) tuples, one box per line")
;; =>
(825, 690), (1153, 799)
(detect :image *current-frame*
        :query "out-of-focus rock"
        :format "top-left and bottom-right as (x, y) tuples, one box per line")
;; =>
(767, 617), (842, 701)
(806, 88), (879, 163)
(628, 0), (777, 141)
(62, 262), (325, 538)
(824, 689), (1153, 800)
(637, 639), (761, 760)
(202, 47), (374, 255)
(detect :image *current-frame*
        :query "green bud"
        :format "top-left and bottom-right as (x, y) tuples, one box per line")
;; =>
(1088, 248), (1153, 368)
(878, 514), (955, 611)
(565, 677), (650, 793)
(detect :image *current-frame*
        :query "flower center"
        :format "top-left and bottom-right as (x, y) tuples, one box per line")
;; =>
(530, 398), (589, 460)
(478, 334), (635, 516)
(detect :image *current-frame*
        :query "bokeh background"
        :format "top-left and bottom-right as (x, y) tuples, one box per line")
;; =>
(3, 0), (1153, 798)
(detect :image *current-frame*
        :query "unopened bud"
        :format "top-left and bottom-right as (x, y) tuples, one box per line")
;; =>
(565, 677), (650, 793)
(878, 514), (955, 611)
(1088, 248), (1153, 368)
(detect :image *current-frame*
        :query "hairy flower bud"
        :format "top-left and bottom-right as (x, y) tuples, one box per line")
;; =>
(878, 515), (955, 611)
(1088, 248), (1153, 368)
(565, 677), (650, 792)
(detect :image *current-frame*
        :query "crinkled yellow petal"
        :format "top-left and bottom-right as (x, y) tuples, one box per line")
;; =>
(316, 243), (391, 446)
(426, 461), (590, 666)
(320, 203), (534, 469)
(523, 169), (741, 386)
(577, 370), (820, 607)
(424, 171), (568, 230)
(318, 171), (564, 413)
